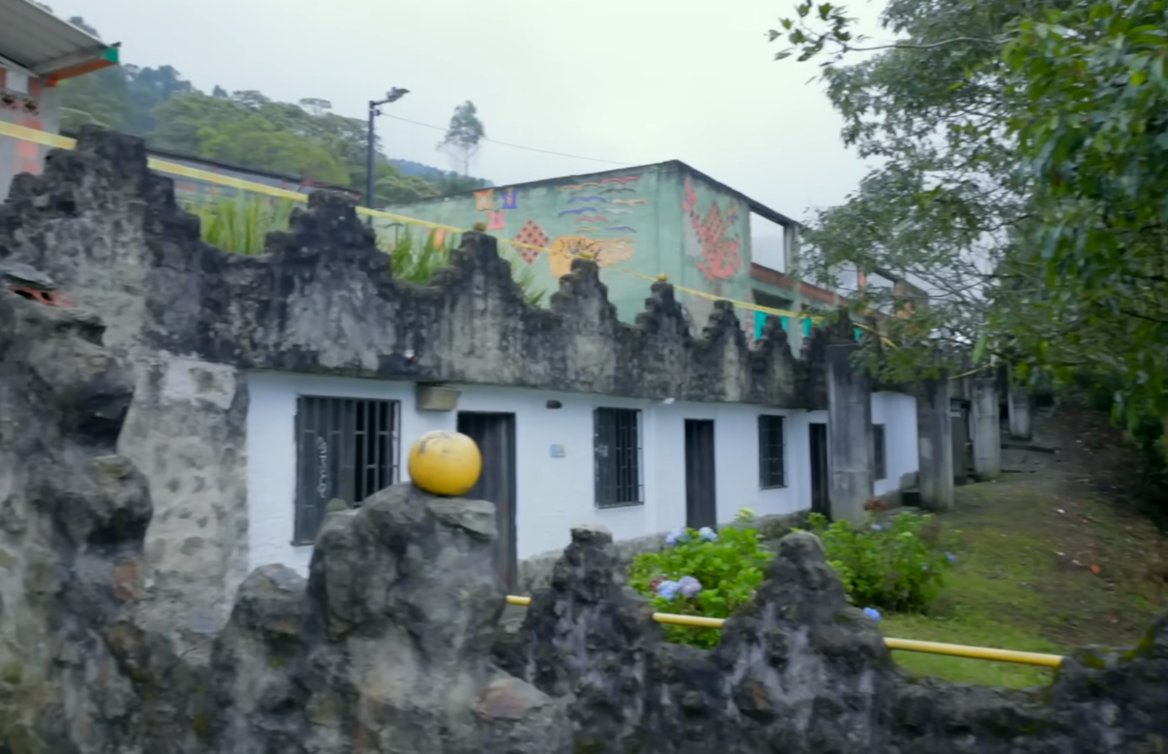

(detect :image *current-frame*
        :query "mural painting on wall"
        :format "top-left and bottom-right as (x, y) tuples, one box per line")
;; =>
(485, 173), (651, 279)
(682, 175), (744, 285)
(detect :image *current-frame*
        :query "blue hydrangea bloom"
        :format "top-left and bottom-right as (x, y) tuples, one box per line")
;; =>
(946, 552), (957, 564)
(863, 606), (882, 622)
(665, 528), (688, 547)
(678, 575), (703, 598)
(698, 526), (717, 542)
(656, 580), (681, 600)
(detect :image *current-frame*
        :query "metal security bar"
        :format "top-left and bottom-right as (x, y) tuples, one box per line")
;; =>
(758, 415), (786, 488)
(502, 596), (1065, 668)
(294, 396), (400, 543)
(594, 407), (643, 507)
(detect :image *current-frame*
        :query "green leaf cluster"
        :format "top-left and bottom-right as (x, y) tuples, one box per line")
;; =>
(805, 512), (954, 612)
(628, 512), (775, 649)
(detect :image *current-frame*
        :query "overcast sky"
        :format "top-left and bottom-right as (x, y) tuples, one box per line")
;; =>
(48, 0), (885, 224)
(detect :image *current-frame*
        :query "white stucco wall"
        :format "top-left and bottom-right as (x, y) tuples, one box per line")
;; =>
(871, 391), (920, 496)
(245, 372), (818, 576)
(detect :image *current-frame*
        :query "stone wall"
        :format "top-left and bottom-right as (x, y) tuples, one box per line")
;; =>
(0, 128), (828, 637)
(1, 289), (1166, 753)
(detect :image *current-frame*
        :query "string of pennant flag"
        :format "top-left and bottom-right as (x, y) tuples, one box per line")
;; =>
(1, 121), (894, 344)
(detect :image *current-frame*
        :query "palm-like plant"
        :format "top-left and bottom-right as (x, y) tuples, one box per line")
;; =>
(186, 194), (296, 256)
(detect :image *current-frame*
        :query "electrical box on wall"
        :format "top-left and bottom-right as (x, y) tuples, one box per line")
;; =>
(415, 384), (461, 412)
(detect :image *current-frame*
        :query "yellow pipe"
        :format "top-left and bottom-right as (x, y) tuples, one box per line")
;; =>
(504, 595), (1065, 668)
(883, 637), (1064, 668)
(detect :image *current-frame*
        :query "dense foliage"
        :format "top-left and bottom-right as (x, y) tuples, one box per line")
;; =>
(53, 15), (489, 207)
(805, 512), (954, 612)
(769, 0), (1168, 463)
(629, 510), (774, 648)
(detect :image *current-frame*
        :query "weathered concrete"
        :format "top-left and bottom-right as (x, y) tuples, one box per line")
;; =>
(1008, 366), (1033, 440)
(826, 339), (873, 522)
(916, 377), (956, 511)
(971, 376), (1003, 481)
(0, 127), (823, 634)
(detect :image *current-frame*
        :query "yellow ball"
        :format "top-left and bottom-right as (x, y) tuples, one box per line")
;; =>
(407, 431), (483, 497)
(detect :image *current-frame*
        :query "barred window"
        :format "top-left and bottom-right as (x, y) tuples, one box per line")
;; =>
(293, 396), (400, 544)
(758, 415), (786, 488)
(874, 423), (887, 481)
(593, 407), (643, 507)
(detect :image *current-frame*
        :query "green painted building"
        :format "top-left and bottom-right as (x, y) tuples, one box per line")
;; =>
(382, 160), (829, 349)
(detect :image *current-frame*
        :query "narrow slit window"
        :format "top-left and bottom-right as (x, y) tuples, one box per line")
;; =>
(758, 415), (786, 488)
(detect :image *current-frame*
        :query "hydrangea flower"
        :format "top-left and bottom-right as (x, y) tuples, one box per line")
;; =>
(869, 522), (887, 532)
(698, 526), (717, 542)
(862, 606), (882, 622)
(946, 552), (957, 565)
(656, 579), (681, 600)
(665, 528), (688, 547)
(678, 575), (703, 598)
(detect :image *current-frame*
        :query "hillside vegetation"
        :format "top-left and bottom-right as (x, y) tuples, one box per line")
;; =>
(51, 15), (489, 206)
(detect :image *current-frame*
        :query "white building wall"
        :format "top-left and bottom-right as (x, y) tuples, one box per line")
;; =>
(245, 372), (816, 576)
(871, 391), (920, 496)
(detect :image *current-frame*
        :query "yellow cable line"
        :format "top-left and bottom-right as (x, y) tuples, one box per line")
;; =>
(504, 595), (1063, 668)
(1, 122), (900, 340)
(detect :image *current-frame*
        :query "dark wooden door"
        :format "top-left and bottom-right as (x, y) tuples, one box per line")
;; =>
(809, 422), (830, 517)
(684, 419), (717, 529)
(456, 412), (518, 590)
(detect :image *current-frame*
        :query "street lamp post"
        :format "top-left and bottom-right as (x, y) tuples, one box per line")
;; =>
(365, 86), (410, 211)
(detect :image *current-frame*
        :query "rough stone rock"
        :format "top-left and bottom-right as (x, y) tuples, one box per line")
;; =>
(0, 127), (818, 630)
(502, 524), (1168, 753)
(2, 264), (1168, 751)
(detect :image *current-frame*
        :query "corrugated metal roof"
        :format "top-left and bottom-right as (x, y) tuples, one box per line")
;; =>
(0, 0), (118, 79)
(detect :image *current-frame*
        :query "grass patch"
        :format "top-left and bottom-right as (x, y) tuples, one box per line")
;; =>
(877, 475), (1167, 689)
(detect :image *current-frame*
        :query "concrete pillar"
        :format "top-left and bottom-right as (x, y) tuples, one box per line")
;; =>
(970, 376), (1002, 480)
(949, 402), (970, 485)
(1007, 367), (1032, 440)
(826, 341), (873, 523)
(916, 377), (955, 511)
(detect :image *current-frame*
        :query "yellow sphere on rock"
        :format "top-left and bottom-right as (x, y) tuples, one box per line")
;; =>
(408, 431), (483, 497)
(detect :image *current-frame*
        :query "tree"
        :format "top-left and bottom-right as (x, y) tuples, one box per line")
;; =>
(438, 100), (485, 176)
(54, 36), (491, 203)
(1001, 0), (1168, 452)
(771, 0), (1168, 460)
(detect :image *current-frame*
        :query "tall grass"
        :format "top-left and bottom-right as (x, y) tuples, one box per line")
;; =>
(381, 227), (546, 307)
(187, 195), (548, 306)
(187, 195), (296, 256)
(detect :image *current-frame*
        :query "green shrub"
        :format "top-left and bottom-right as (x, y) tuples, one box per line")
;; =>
(805, 511), (953, 612)
(628, 509), (775, 648)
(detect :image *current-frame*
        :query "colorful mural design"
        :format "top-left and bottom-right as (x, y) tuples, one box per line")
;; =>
(474, 189), (495, 211)
(512, 220), (549, 264)
(546, 236), (634, 278)
(682, 175), (744, 283)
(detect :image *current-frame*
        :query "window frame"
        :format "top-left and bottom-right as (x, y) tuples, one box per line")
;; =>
(757, 414), (787, 489)
(593, 406), (644, 508)
(292, 395), (401, 545)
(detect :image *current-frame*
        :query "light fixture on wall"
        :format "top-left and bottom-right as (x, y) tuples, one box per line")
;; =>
(661, 397), (676, 405)
(545, 399), (563, 409)
(416, 383), (460, 412)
